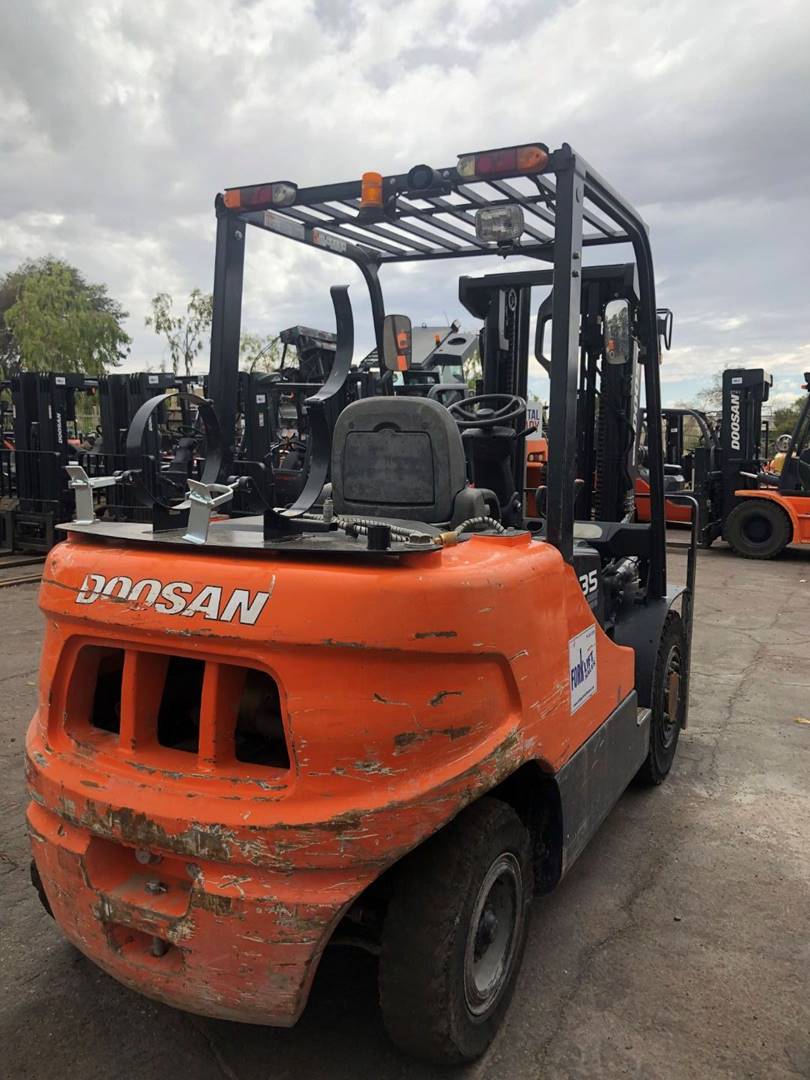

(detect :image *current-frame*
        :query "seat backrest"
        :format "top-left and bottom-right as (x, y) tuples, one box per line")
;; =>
(331, 397), (467, 521)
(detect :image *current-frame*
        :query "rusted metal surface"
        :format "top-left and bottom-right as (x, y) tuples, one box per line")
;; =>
(26, 531), (635, 1024)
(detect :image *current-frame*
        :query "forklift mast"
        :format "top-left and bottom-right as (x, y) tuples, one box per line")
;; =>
(720, 368), (771, 515)
(550, 264), (642, 526)
(580, 266), (642, 523)
(11, 372), (97, 456)
(459, 276), (531, 508)
(11, 372), (98, 503)
(7, 371), (100, 550)
(460, 264), (642, 527)
(99, 372), (192, 457)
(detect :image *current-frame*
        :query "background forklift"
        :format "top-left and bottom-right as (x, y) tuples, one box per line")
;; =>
(635, 405), (718, 528)
(236, 324), (343, 505)
(641, 368), (810, 557)
(718, 369), (810, 557)
(27, 142), (695, 1064)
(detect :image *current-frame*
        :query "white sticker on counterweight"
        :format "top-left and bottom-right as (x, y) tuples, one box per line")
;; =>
(569, 624), (597, 713)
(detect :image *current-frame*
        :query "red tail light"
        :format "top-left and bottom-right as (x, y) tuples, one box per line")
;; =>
(457, 143), (549, 181)
(223, 182), (297, 211)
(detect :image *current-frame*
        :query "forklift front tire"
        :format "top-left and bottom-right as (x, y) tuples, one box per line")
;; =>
(379, 797), (533, 1064)
(725, 500), (791, 560)
(636, 611), (687, 786)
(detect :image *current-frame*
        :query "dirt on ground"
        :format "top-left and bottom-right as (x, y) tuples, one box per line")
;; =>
(1, 543), (808, 1079)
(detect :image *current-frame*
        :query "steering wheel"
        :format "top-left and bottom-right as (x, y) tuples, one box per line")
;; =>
(447, 393), (526, 429)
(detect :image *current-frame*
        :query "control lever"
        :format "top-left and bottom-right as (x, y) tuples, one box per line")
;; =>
(183, 477), (247, 545)
(65, 464), (122, 525)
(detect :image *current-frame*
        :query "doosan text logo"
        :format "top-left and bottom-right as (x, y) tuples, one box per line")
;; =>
(730, 391), (741, 452)
(74, 574), (274, 625)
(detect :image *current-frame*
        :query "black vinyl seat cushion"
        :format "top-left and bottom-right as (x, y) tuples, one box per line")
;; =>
(331, 397), (468, 522)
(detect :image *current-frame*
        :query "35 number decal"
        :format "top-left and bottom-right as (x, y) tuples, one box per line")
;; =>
(578, 569), (598, 597)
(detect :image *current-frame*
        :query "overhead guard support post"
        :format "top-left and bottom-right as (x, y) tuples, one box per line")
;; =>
(208, 197), (245, 480)
(579, 155), (667, 598)
(355, 259), (387, 375)
(546, 152), (585, 564)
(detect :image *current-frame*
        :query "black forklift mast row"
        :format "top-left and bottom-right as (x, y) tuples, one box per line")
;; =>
(208, 144), (668, 598)
(1, 370), (205, 552)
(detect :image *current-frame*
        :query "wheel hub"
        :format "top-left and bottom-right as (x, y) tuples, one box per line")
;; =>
(463, 852), (522, 1017)
(474, 908), (499, 957)
(661, 646), (682, 747)
(743, 514), (771, 544)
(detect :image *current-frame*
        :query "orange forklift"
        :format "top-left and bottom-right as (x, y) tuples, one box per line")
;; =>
(636, 370), (810, 557)
(719, 370), (810, 557)
(26, 142), (695, 1063)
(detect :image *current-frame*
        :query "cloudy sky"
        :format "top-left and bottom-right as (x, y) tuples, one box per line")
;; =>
(1, 0), (809, 408)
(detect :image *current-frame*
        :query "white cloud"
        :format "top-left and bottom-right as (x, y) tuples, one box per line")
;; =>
(1, 0), (809, 380)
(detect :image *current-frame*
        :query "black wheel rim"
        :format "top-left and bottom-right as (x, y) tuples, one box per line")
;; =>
(463, 852), (522, 1017)
(661, 644), (682, 749)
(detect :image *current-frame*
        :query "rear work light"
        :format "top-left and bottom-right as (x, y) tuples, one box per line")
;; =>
(223, 181), (298, 211)
(457, 143), (549, 181)
(475, 205), (525, 243)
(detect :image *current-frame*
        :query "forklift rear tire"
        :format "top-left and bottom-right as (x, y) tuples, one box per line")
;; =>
(725, 500), (791, 559)
(636, 612), (687, 786)
(379, 797), (533, 1064)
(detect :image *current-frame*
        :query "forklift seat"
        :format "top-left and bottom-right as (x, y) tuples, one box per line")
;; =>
(331, 397), (468, 522)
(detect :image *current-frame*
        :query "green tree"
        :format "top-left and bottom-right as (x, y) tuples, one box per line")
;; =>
(145, 289), (213, 376)
(240, 332), (282, 372)
(771, 396), (806, 439)
(0, 257), (130, 378)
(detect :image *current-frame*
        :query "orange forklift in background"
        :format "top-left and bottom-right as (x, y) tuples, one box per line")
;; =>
(719, 370), (810, 556)
(26, 143), (695, 1064)
(637, 370), (810, 556)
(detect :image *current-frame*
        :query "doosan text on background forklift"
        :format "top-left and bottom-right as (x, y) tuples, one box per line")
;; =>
(26, 142), (696, 1064)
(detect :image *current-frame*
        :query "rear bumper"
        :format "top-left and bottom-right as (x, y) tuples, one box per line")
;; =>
(27, 799), (356, 1025)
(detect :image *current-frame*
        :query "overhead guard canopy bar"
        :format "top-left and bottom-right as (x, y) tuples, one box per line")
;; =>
(231, 150), (630, 267)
